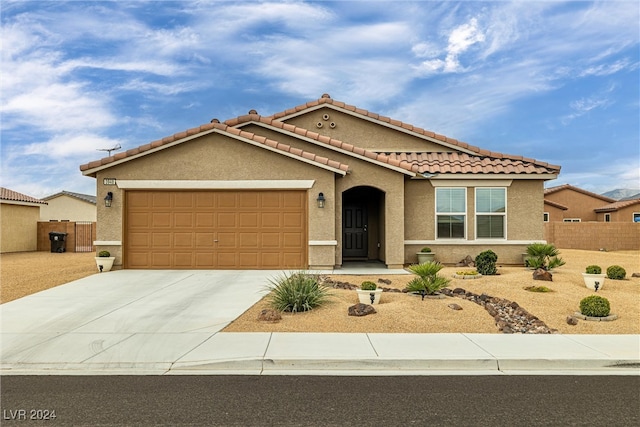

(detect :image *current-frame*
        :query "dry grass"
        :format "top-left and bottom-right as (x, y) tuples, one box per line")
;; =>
(224, 249), (640, 334)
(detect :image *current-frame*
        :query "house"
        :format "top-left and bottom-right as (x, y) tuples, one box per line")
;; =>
(80, 94), (560, 270)
(594, 199), (640, 223)
(1, 187), (48, 253)
(40, 191), (97, 222)
(544, 184), (615, 222)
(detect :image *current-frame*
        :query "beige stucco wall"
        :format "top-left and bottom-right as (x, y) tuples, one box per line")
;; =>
(1, 203), (40, 253)
(283, 108), (449, 152)
(92, 132), (336, 267)
(40, 195), (96, 221)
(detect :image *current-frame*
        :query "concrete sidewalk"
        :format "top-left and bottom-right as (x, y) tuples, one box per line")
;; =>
(1, 269), (639, 376)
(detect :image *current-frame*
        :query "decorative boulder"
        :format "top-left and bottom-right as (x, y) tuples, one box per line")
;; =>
(348, 303), (376, 317)
(456, 255), (475, 267)
(257, 309), (282, 322)
(566, 316), (578, 326)
(533, 268), (553, 281)
(448, 303), (463, 311)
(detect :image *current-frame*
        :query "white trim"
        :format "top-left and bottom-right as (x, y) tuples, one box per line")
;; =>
(116, 180), (316, 190)
(309, 240), (338, 246)
(430, 179), (513, 187)
(94, 241), (122, 246)
(405, 240), (546, 245)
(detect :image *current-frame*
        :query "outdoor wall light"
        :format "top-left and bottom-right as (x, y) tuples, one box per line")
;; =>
(104, 192), (113, 208)
(317, 192), (326, 208)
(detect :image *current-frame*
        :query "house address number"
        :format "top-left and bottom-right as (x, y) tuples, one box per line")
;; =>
(103, 178), (116, 185)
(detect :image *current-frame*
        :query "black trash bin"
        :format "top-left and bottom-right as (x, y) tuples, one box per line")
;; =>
(49, 232), (67, 253)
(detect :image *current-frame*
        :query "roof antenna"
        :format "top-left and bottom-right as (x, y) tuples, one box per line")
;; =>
(97, 143), (122, 156)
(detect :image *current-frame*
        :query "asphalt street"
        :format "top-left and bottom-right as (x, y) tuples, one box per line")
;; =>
(1, 375), (639, 426)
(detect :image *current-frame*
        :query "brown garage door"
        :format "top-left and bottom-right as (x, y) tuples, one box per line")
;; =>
(125, 190), (307, 269)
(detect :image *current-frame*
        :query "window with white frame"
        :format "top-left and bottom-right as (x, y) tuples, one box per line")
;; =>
(633, 212), (640, 223)
(563, 218), (581, 222)
(436, 188), (466, 238)
(476, 188), (506, 238)
(604, 213), (611, 222)
(543, 212), (549, 222)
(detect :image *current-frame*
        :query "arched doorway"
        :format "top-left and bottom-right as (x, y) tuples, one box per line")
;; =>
(342, 186), (385, 262)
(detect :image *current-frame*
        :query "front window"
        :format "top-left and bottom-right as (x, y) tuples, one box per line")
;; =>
(436, 188), (466, 238)
(476, 188), (506, 238)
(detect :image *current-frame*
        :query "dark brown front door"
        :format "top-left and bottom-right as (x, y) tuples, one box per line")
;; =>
(343, 203), (368, 258)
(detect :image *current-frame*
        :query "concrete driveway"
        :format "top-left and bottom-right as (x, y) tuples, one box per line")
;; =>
(1, 270), (274, 373)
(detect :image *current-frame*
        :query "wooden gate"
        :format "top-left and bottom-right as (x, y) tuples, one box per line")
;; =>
(75, 221), (94, 252)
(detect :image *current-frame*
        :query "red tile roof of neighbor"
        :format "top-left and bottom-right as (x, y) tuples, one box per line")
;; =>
(80, 94), (561, 176)
(594, 198), (640, 212)
(544, 184), (616, 202)
(0, 187), (47, 204)
(544, 199), (569, 210)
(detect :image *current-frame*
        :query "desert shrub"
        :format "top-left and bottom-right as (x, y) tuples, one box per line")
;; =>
(525, 243), (565, 270)
(475, 250), (498, 275)
(360, 281), (377, 290)
(585, 265), (602, 274)
(579, 295), (611, 317)
(420, 247), (432, 253)
(406, 261), (450, 295)
(606, 265), (626, 280)
(98, 250), (111, 257)
(266, 272), (331, 313)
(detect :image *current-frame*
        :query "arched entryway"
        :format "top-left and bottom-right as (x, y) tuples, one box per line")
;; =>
(342, 186), (385, 263)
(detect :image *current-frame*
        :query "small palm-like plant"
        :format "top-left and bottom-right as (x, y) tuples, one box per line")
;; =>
(525, 243), (566, 270)
(266, 272), (332, 313)
(406, 261), (451, 296)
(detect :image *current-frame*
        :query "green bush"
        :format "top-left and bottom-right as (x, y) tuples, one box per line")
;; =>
(585, 265), (602, 274)
(475, 250), (498, 275)
(606, 265), (626, 280)
(266, 272), (332, 313)
(360, 281), (377, 290)
(525, 243), (565, 270)
(525, 285), (552, 293)
(420, 247), (432, 253)
(98, 250), (111, 257)
(406, 261), (450, 295)
(579, 295), (611, 317)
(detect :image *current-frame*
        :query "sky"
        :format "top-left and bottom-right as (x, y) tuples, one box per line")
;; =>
(1, 0), (639, 199)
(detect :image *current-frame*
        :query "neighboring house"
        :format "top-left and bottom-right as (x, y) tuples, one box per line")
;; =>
(595, 199), (640, 223)
(80, 94), (560, 270)
(0, 187), (48, 253)
(40, 190), (97, 222)
(544, 184), (615, 222)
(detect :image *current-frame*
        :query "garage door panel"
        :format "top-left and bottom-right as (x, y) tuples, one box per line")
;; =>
(126, 190), (306, 269)
(152, 212), (171, 227)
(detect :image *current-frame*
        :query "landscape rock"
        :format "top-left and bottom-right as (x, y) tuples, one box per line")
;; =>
(257, 309), (282, 323)
(632, 273), (640, 278)
(533, 268), (553, 281)
(566, 316), (579, 326)
(448, 303), (463, 311)
(456, 255), (475, 267)
(348, 303), (376, 317)
(378, 278), (392, 285)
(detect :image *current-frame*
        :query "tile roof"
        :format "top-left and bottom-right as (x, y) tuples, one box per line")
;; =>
(382, 152), (559, 175)
(544, 184), (616, 202)
(43, 190), (97, 205)
(544, 199), (568, 210)
(264, 94), (561, 171)
(224, 114), (418, 175)
(0, 187), (48, 205)
(594, 198), (640, 212)
(80, 122), (350, 176)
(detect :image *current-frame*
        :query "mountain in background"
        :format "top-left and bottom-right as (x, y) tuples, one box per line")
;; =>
(601, 189), (640, 200)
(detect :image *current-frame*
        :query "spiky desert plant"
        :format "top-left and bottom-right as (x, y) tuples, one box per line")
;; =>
(526, 243), (566, 270)
(266, 272), (332, 313)
(406, 261), (451, 295)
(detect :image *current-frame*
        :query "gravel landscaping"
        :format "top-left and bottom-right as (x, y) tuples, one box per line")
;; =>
(1, 249), (638, 334)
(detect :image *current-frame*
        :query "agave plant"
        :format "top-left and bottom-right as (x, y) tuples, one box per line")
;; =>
(525, 243), (566, 271)
(406, 261), (451, 297)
